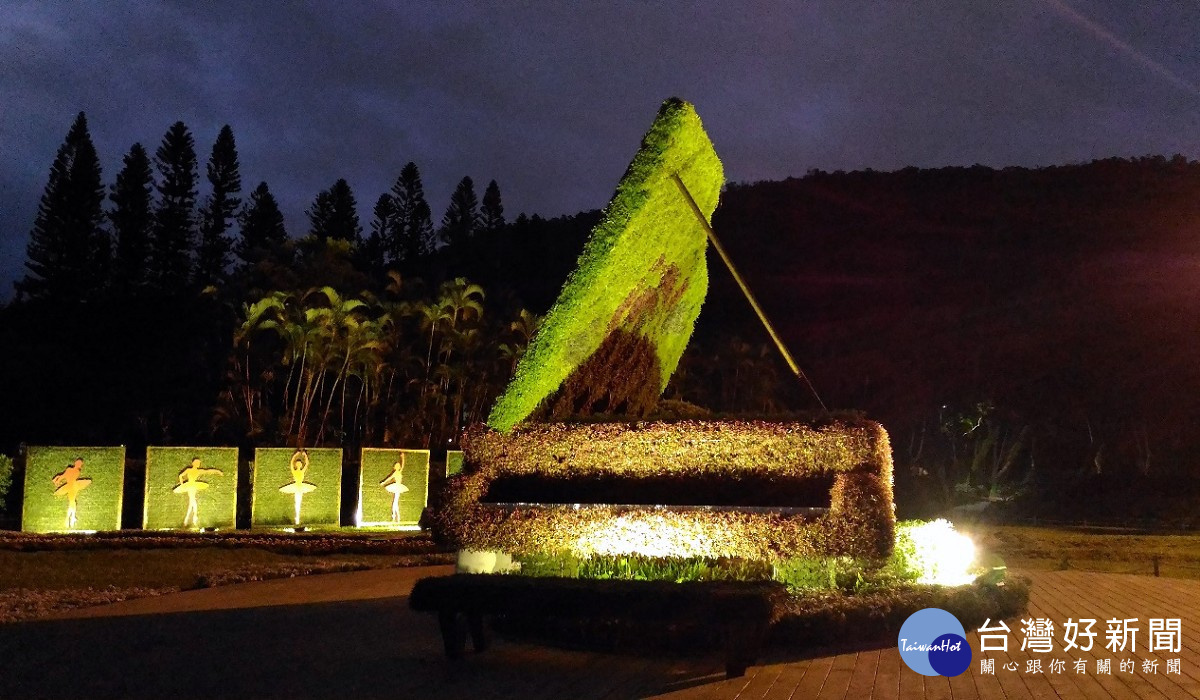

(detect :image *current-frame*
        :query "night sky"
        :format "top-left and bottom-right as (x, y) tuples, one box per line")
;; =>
(3, 0), (1199, 294)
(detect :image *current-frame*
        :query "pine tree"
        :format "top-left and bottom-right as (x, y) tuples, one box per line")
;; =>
(388, 162), (435, 264)
(196, 125), (242, 287)
(236, 181), (288, 265)
(306, 178), (361, 242)
(109, 143), (154, 293)
(440, 175), (478, 248)
(360, 193), (393, 276)
(305, 189), (334, 240)
(150, 121), (199, 292)
(19, 112), (108, 302)
(481, 179), (505, 233)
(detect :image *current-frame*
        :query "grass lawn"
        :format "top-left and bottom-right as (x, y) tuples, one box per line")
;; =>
(0, 532), (453, 622)
(0, 548), (425, 591)
(970, 524), (1200, 579)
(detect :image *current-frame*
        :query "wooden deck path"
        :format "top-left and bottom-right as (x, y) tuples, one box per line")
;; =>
(3, 568), (1199, 699)
(651, 571), (1200, 700)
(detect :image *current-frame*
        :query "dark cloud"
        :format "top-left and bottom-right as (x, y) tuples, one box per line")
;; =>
(2, 0), (1199, 293)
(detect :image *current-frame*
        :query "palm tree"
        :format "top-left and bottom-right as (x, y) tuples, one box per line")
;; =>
(435, 277), (485, 370)
(302, 287), (369, 443)
(498, 308), (541, 377)
(414, 298), (452, 373)
(339, 297), (388, 444)
(218, 291), (286, 441)
(437, 277), (485, 330)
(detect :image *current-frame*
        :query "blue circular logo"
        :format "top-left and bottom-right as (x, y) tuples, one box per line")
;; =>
(898, 608), (972, 676)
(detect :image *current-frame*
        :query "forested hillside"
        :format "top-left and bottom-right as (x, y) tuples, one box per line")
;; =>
(701, 159), (1200, 518)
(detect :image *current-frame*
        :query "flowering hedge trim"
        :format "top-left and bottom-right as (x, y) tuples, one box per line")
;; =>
(487, 98), (723, 431)
(433, 419), (895, 561)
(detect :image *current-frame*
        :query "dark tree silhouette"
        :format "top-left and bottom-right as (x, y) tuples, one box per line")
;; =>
(150, 121), (199, 293)
(236, 181), (288, 264)
(306, 190), (334, 239)
(481, 179), (505, 233)
(361, 193), (393, 276)
(196, 125), (242, 287)
(236, 181), (292, 294)
(306, 178), (361, 243)
(389, 162), (434, 264)
(19, 112), (108, 303)
(109, 143), (154, 294)
(441, 175), (478, 248)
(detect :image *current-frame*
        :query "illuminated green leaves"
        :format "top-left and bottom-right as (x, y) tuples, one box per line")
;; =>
(488, 98), (723, 431)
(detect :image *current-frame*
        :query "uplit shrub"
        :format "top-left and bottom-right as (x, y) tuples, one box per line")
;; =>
(887, 519), (977, 586)
(515, 553), (774, 583)
(772, 556), (865, 592)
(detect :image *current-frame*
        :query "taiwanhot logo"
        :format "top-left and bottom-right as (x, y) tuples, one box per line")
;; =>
(898, 608), (972, 676)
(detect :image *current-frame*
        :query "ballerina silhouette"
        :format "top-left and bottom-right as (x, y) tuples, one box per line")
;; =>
(278, 449), (316, 525)
(52, 458), (92, 529)
(174, 457), (224, 528)
(379, 454), (410, 523)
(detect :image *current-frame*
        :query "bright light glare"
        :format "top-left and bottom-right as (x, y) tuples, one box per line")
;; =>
(574, 515), (714, 558)
(904, 519), (976, 586)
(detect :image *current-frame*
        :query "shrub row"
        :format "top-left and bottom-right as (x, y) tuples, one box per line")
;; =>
(0, 530), (442, 555)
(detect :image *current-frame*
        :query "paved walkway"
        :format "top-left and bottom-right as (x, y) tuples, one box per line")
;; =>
(2, 568), (1198, 699)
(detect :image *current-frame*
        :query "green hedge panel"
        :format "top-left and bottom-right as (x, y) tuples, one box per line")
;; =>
(22, 446), (125, 533)
(358, 449), (430, 528)
(446, 450), (464, 478)
(143, 447), (238, 531)
(251, 448), (342, 528)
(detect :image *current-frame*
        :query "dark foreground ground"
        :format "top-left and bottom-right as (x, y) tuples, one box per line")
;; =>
(3, 566), (1199, 699)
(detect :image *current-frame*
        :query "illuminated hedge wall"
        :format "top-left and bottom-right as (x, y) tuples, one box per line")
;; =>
(22, 446), (125, 533)
(488, 98), (724, 432)
(358, 448), (429, 528)
(446, 450), (464, 477)
(436, 419), (895, 561)
(251, 448), (342, 528)
(143, 447), (238, 530)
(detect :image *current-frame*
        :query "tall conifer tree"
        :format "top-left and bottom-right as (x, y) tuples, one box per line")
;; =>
(19, 112), (108, 302)
(361, 193), (393, 276)
(481, 179), (505, 233)
(196, 125), (242, 286)
(306, 178), (361, 242)
(150, 121), (199, 292)
(306, 190), (334, 240)
(389, 162), (434, 264)
(440, 175), (478, 248)
(236, 181), (288, 265)
(109, 143), (154, 293)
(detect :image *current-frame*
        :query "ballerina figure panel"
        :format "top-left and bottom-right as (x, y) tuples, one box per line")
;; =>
(279, 449), (318, 526)
(22, 446), (124, 533)
(52, 458), (92, 529)
(379, 455), (410, 523)
(358, 448), (430, 527)
(174, 457), (224, 528)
